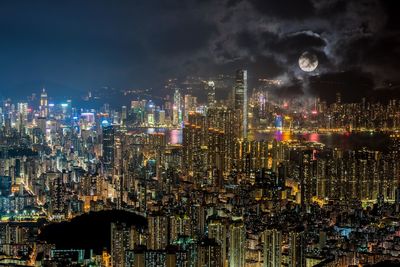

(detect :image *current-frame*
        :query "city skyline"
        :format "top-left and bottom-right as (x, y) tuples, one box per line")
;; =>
(0, 1), (399, 267)
(0, 0), (399, 102)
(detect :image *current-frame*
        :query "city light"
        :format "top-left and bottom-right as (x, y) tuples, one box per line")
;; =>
(0, 1), (397, 266)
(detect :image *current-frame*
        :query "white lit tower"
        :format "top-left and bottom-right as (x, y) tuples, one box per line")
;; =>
(40, 88), (48, 117)
(121, 105), (127, 129)
(207, 80), (216, 108)
(234, 70), (248, 139)
(173, 88), (182, 126)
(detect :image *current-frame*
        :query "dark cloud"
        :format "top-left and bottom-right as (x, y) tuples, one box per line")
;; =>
(274, 79), (305, 98)
(309, 70), (375, 103)
(249, 0), (316, 19)
(236, 31), (259, 51)
(0, 0), (397, 103)
(205, 0), (398, 101)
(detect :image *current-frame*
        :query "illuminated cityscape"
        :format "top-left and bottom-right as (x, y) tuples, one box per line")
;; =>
(0, 1), (399, 267)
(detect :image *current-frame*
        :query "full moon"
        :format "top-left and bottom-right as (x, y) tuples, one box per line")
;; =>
(298, 51), (318, 72)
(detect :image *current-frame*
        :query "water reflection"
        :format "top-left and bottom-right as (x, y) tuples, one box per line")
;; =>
(273, 130), (292, 142)
(139, 128), (391, 151)
(307, 133), (320, 143)
(142, 128), (181, 145)
(169, 129), (181, 144)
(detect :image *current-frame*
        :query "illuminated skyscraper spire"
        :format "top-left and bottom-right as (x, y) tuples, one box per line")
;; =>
(40, 88), (48, 117)
(207, 80), (216, 108)
(234, 69), (248, 139)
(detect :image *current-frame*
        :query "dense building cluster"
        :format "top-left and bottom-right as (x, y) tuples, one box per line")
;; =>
(0, 70), (399, 266)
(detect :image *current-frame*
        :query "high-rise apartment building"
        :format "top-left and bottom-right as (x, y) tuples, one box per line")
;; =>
(229, 219), (246, 267)
(263, 229), (282, 267)
(102, 125), (115, 172)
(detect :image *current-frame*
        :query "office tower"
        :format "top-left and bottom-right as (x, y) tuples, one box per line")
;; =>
(234, 69), (248, 139)
(206, 81), (216, 108)
(263, 229), (282, 267)
(40, 88), (48, 117)
(159, 110), (166, 125)
(229, 219), (246, 267)
(121, 105), (127, 128)
(184, 94), (197, 120)
(17, 102), (28, 133)
(288, 229), (306, 267)
(102, 125), (115, 172)
(111, 222), (135, 267)
(173, 89), (182, 126)
(198, 238), (223, 267)
(208, 217), (227, 266)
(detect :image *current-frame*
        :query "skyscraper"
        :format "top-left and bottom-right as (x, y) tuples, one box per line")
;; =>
(288, 229), (306, 267)
(207, 81), (216, 108)
(102, 125), (115, 172)
(198, 238), (223, 267)
(208, 217), (227, 266)
(17, 102), (28, 134)
(121, 105), (127, 128)
(263, 229), (282, 267)
(111, 222), (135, 266)
(234, 70), (248, 139)
(229, 219), (246, 267)
(173, 89), (182, 126)
(50, 173), (66, 216)
(147, 213), (169, 250)
(40, 88), (48, 117)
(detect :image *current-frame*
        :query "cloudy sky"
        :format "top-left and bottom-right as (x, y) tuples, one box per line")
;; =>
(0, 0), (398, 101)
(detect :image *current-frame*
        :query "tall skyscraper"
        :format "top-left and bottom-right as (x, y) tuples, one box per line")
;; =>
(173, 89), (182, 126)
(40, 88), (48, 117)
(207, 81), (216, 108)
(111, 222), (135, 267)
(229, 219), (246, 267)
(184, 94), (197, 120)
(147, 213), (169, 250)
(198, 237), (223, 267)
(17, 102), (28, 133)
(121, 105), (127, 128)
(288, 229), (306, 267)
(102, 125), (115, 172)
(234, 70), (248, 139)
(263, 229), (282, 267)
(50, 173), (66, 216)
(208, 217), (227, 266)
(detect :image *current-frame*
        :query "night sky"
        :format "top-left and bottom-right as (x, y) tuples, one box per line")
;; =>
(0, 0), (399, 101)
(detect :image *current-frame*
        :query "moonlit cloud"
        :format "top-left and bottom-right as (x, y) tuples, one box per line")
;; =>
(0, 0), (398, 102)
